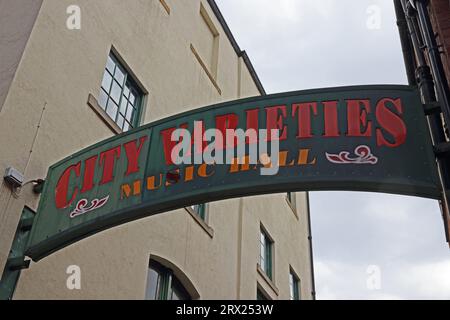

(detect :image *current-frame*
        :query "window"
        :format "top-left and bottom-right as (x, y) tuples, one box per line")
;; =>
(287, 192), (296, 209)
(190, 204), (207, 221)
(289, 269), (300, 300)
(99, 52), (142, 132)
(257, 288), (270, 300)
(259, 228), (273, 280)
(145, 260), (191, 300)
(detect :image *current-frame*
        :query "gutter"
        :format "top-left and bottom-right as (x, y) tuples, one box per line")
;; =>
(207, 0), (266, 96)
(393, 0), (417, 86)
(306, 192), (316, 300)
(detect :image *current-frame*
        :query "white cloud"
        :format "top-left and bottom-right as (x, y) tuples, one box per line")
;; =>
(399, 260), (450, 299)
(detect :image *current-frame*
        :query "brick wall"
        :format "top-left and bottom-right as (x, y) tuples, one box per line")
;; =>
(429, 0), (450, 86)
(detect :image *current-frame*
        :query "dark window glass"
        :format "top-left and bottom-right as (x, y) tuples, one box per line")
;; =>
(145, 260), (191, 300)
(289, 271), (300, 300)
(257, 288), (270, 300)
(190, 204), (207, 221)
(259, 229), (273, 280)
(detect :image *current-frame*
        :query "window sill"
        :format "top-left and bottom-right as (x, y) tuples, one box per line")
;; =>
(285, 196), (299, 220)
(190, 44), (221, 95)
(159, 0), (170, 15)
(257, 264), (279, 296)
(87, 93), (122, 135)
(185, 207), (214, 238)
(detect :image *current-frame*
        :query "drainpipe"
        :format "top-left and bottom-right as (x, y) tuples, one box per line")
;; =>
(394, 0), (416, 85)
(414, 0), (450, 128)
(398, 0), (450, 244)
(305, 192), (316, 300)
(413, 0), (450, 244)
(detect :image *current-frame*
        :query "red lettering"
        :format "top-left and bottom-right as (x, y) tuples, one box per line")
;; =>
(124, 136), (148, 176)
(246, 108), (259, 144)
(376, 98), (407, 147)
(265, 105), (288, 141)
(215, 113), (239, 149)
(160, 124), (188, 165)
(193, 120), (207, 155)
(80, 156), (97, 193)
(99, 146), (121, 185)
(55, 162), (81, 209)
(323, 101), (340, 137)
(292, 102), (318, 138)
(346, 99), (372, 137)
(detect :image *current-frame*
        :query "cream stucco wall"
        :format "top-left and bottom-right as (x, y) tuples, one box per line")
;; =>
(0, 0), (314, 300)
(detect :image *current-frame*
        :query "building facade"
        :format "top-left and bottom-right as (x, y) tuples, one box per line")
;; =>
(429, 0), (450, 244)
(428, 0), (450, 84)
(0, 0), (314, 299)
(395, 0), (450, 244)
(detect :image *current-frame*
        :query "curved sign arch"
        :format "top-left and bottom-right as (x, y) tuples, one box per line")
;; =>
(25, 85), (440, 261)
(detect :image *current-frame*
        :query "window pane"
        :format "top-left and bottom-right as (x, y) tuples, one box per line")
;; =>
(101, 71), (113, 92)
(123, 121), (130, 132)
(119, 98), (128, 115)
(106, 55), (115, 73)
(110, 81), (122, 104)
(123, 85), (130, 99)
(114, 66), (126, 85)
(260, 232), (265, 269)
(117, 115), (125, 129)
(260, 230), (272, 279)
(106, 100), (118, 120)
(145, 268), (160, 300)
(170, 278), (191, 300)
(191, 204), (206, 220)
(289, 274), (294, 300)
(265, 241), (272, 279)
(129, 90), (136, 105)
(198, 204), (205, 220)
(257, 289), (269, 300)
(98, 89), (108, 109)
(125, 104), (134, 122)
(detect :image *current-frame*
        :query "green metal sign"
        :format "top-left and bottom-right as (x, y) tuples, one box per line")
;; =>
(26, 85), (440, 261)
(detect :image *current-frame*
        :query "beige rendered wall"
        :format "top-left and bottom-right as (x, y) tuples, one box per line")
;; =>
(0, 0), (43, 111)
(0, 0), (313, 299)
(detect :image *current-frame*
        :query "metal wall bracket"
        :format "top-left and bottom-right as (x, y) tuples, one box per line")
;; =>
(423, 102), (441, 115)
(7, 257), (30, 272)
(434, 142), (450, 157)
(20, 217), (34, 232)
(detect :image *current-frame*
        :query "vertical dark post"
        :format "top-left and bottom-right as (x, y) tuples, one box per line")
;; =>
(0, 208), (34, 300)
(394, 0), (416, 85)
(413, 0), (450, 245)
(396, 0), (450, 245)
(415, 0), (450, 122)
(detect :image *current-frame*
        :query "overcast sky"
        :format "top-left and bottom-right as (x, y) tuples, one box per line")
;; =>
(216, 0), (450, 299)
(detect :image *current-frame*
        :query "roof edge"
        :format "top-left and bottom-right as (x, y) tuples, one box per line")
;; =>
(207, 0), (266, 96)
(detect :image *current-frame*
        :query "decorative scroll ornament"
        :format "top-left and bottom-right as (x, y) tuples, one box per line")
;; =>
(325, 145), (378, 165)
(69, 195), (110, 218)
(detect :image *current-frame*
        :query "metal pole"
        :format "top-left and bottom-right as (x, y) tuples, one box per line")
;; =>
(394, 0), (417, 85)
(414, 0), (450, 128)
(413, 0), (450, 244)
